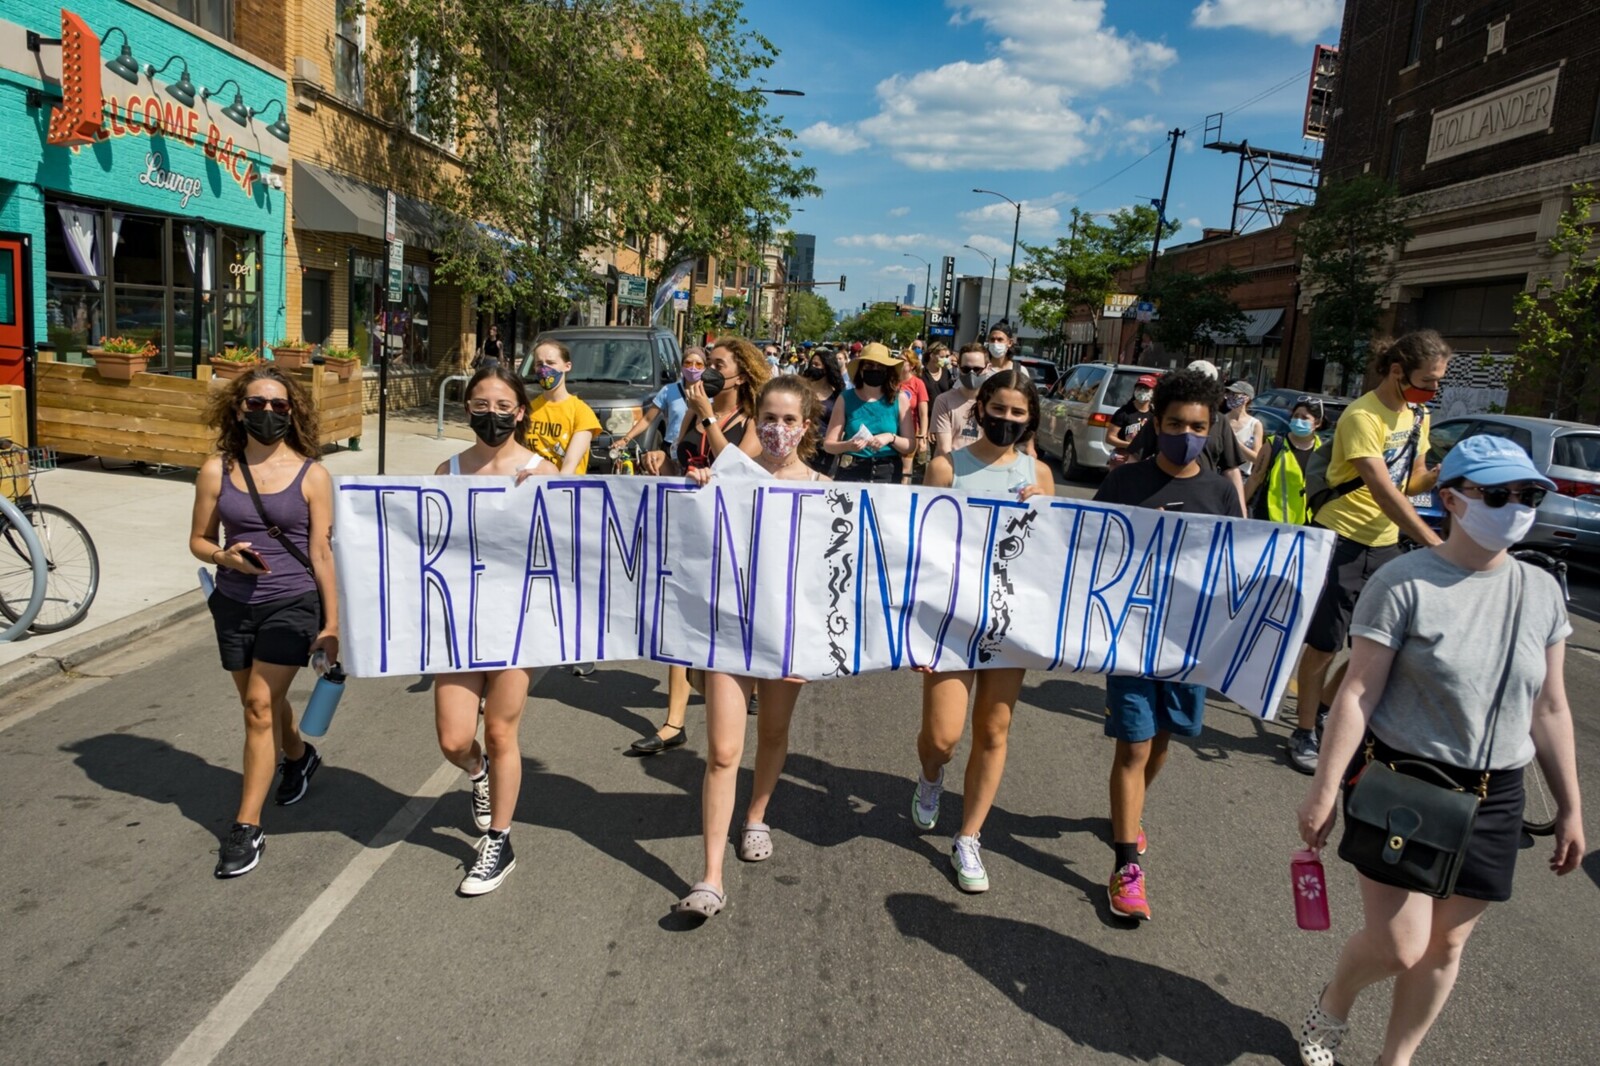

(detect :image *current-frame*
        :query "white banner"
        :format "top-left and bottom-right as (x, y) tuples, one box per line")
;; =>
(332, 467), (1334, 718)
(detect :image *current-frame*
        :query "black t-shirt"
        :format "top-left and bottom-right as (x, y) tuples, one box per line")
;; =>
(1127, 414), (1243, 473)
(1109, 402), (1152, 451)
(1094, 457), (1243, 518)
(677, 413), (749, 470)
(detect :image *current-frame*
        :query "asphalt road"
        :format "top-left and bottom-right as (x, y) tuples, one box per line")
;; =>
(3, 556), (1598, 1065)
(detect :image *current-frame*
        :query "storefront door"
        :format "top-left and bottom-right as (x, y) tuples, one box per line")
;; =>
(0, 234), (30, 388)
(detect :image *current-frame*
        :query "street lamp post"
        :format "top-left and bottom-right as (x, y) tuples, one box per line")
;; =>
(973, 188), (1022, 328)
(962, 244), (997, 336)
(903, 253), (931, 345)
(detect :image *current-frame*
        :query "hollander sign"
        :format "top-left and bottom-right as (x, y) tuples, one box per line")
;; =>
(1426, 68), (1560, 165)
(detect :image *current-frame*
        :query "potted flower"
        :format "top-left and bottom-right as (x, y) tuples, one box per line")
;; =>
(269, 338), (311, 370)
(321, 345), (361, 383)
(209, 346), (261, 381)
(88, 336), (158, 381)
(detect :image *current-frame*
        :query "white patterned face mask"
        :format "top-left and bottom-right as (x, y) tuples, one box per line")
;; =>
(1447, 490), (1537, 552)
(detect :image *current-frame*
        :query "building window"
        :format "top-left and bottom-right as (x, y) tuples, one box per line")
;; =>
(351, 253), (435, 368)
(335, 0), (365, 106)
(152, 0), (233, 40)
(693, 258), (709, 285)
(409, 46), (452, 147)
(1387, 120), (1408, 180)
(1405, 0), (1428, 66)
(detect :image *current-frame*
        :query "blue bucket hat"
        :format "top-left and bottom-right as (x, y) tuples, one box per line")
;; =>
(1439, 434), (1556, 490)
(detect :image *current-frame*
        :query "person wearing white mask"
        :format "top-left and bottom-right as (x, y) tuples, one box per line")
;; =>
(1293, 432), (1582, 1066)
(984, 323), (1029, 382)
(929, 342), (991, 456)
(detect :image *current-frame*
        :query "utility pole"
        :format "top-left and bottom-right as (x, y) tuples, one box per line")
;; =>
(1137, 127), (1184, 358)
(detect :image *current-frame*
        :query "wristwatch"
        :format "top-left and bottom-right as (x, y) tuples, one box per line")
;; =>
(699, 417), (714, 429)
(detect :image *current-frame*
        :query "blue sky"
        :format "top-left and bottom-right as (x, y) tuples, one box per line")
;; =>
(746, 0), (1344, 309)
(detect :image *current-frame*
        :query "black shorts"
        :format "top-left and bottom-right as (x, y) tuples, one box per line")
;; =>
(209, 590), (321, 672)
(1339, 736), (1525, 902)
(836, 454), (900, 483)
(1304, 532), (1401, 653)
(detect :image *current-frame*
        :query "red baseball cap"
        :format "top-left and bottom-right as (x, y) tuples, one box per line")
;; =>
(1136, 374), (1158, 387)
(850, 341), (863, 352)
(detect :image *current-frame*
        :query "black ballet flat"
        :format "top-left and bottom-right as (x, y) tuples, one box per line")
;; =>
(629, 723), (687, 755)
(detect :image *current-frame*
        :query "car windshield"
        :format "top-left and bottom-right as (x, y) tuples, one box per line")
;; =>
(1553, 433), (1600, 472)
(540, 337), (657, 385)
(1102, 370), (1146, 410)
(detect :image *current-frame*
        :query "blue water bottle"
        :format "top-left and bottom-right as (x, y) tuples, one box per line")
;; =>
(300, 658), (346, 738)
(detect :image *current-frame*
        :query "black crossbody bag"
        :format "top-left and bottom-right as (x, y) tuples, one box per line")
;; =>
(235, 458), (316, 576)
(1338, 565), (1524, 899)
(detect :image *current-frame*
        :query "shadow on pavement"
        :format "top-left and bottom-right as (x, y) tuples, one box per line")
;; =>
(1585, 848), (1600, 892)
(61, 734), (462, 862)
(886, 892), (1296, 1063)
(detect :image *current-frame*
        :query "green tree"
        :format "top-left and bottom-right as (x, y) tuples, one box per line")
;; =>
(1512, 185), (1600, 421)
(835, 306), (921, 348)
(1297, 175), (1414, 391)
(1016, 206), (1175, 348)
(1146, 266), (1248, 355)
(786, 290), (835, 342)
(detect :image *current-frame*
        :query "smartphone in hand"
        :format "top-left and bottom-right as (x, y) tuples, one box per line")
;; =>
(239, 548), (270, 572)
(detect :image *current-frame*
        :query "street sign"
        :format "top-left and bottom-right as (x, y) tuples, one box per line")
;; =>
(712, 287), (723, 305)
(929, 324), (955, 338)
(673, 289), (690, 312)
(1135, 299), (1155, 323)
(386, 240), (404, 304)
(618, 273), (648, 308)
(385, 191), (397, 243)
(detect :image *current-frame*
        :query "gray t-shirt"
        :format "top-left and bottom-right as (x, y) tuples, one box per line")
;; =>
(1351, 551), (1571, 770)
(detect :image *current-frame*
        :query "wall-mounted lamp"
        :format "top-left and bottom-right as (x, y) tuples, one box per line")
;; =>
(202, 78), (250, 125)
(144, 55), (196, 107)
(100, 27), (140, 85)
(252, 98), (291, 142)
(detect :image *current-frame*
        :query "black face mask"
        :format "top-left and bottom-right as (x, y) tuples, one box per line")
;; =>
(700, 366), (726, 400)
(242, 409), (291, 445)
(979, 414), (1027, 448)
(801, 365), (826, 380)
(469, 410), (519, 447)
(860, 365), (890, 388)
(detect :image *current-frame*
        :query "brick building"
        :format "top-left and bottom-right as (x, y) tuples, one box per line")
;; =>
(1320, 0), (1600, 414)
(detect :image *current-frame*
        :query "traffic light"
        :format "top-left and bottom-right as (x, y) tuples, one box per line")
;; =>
(839, 274), (847, 292)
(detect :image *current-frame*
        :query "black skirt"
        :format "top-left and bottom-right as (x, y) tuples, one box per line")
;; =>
(1340, 735), (1526, 902)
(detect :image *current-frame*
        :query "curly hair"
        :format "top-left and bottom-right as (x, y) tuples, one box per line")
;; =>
(205, 365), (321, 460)
(757, 376), (823, 462)
(969, 369), (1039, 445)
(1151, 369), (1223, 427)
(1369, 329), (1453, 379)
(711, 336), (771, 421)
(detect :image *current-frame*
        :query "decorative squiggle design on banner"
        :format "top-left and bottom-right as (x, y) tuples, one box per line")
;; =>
(824, 491), (856, 676)
(977, 508), (1037, 663)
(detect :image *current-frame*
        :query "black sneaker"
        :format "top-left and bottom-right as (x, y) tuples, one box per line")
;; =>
(459, 831), (515, 896)
(215, 822), (266, 878)
(469, 759), (492, 834)
(1315, 707), (1330, 740)
(275, 743), (321, 806)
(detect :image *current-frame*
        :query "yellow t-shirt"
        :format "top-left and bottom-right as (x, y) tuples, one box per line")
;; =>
(1316, 391), (1429, 547)
(525, 394), (602, 473)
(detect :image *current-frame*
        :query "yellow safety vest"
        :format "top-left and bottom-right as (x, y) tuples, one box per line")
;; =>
(1265, 435), (1320, 525)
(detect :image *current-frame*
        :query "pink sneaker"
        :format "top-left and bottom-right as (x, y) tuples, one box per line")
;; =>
(1136, 824), (1147, 856)
(1109, 863), (1151, 920)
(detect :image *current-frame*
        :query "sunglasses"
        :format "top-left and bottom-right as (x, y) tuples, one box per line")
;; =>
(1458, 484), (1547, 508)
(242, 396), (292, 414)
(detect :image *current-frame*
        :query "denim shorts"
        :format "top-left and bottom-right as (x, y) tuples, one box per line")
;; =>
(1103, 676), (1207, 742)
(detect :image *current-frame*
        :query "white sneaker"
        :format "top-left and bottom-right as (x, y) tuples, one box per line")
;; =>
(1296, 993), (1348, 1066)
(951, 833), (989, 893)
(912, 769), (943, 831)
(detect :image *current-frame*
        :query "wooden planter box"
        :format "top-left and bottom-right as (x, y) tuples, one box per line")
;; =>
(209, 358), (260, 381)
(36, 361), (364, 468)
(88, 349), (154, 381)
(271, 346), (311, 370)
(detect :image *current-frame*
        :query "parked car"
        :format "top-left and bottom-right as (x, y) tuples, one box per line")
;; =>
(1013, 356), (1061, 391)
(518, 326), (684, 473)
(1038, 362), (1165, 477)
(1254, 387), (1349, 438)
(1411, 414), (1600, 556)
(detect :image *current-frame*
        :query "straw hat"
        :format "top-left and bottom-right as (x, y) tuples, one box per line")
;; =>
(848, 342), (900, 375)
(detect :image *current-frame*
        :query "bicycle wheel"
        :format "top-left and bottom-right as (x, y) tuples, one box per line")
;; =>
(0, 503), (99, 633)
(0, 494), (47, 640)
(1523, 757), (1559, 836)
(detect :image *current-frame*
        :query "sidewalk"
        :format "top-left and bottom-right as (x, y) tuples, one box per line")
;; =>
(0, 412), (476, 675)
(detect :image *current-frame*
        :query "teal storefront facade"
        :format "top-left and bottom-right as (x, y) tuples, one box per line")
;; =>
(0, 0), (287, 375)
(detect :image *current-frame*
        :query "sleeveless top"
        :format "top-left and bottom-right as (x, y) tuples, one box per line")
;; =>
(950, 447), (1035, 494)
(216, 458), (318, 605)
(677, 412), (749, 471)
(842, 390), (899, 458)
(447, 453), (545, 475)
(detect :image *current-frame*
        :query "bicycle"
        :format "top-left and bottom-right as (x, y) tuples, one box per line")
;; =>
(0, 492), (46, 642)
(0, 441), (101, 633)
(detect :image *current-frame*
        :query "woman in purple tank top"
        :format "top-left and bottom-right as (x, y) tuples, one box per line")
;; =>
(189, 366), (339, 880)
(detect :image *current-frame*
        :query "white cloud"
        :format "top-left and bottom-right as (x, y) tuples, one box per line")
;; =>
(816, 255), (873, 268)
(960, 200), (1061, 234)
(950, 0), (1178, 92)
(796, 121), (868, 154)
(835, 233), (937, 250)
(877, 264), (922, 279)
(1124, 115), (1166, 136)
(1192, 0), (1342, 44)
(888, 206), (911, 218)
(1184, 217), (1204, 233)
(962, 233), (1012, 259)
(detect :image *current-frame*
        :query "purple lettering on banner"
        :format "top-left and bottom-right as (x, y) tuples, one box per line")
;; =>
(1094, 513), (1171, 675)
(600, 483), (651, 660)
(1074, 505), (1135, 672)
(907, 492), (963, 670)
(338, 484), (395, 672)
(960, 496), (1029, 670)
(708, 484), (764, 672)
(545, 479), (602, 660)
(1217, 527), (1307, 707)
(651, 483), (697, 667)
(1047, 500), (1089, 671)
(417, 488), (460, 672)
(766, 485), (826, 677)
(512, 486), (566, 665)
(466, 486), (507, 669)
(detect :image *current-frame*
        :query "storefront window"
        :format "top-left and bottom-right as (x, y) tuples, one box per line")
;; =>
(45, 202), (104, 362)
(351, 253), (435, 369)
(151, 0), (233, 41)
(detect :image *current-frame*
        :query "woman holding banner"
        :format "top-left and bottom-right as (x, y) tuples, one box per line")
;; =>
(190, 366), (340, 880)
(430, 366), (556, 896)
(631, 339), (771, 755)
(822, 342), (913, 484)
(910, 370), (1054, 894)
(673, 377), (828, 919)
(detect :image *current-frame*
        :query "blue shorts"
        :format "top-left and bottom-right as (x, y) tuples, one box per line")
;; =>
(1103, 676), (1207, 742)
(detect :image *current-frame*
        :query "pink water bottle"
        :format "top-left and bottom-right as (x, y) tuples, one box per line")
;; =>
(1291, 848), (1331, 931)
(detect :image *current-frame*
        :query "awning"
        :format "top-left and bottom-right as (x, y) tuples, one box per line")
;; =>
(291, 161), (440, 246)
(1207, 307), (1284, 346)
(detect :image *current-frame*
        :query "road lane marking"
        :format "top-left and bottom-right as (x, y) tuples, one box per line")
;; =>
(162, 760), (460, 1066)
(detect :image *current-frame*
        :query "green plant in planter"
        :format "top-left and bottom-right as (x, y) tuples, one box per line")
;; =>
(322, 346), (360, 364)
(214, 346), (261, 363)
(98, 335), (158, 356)
(269, 338), (305, 349)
